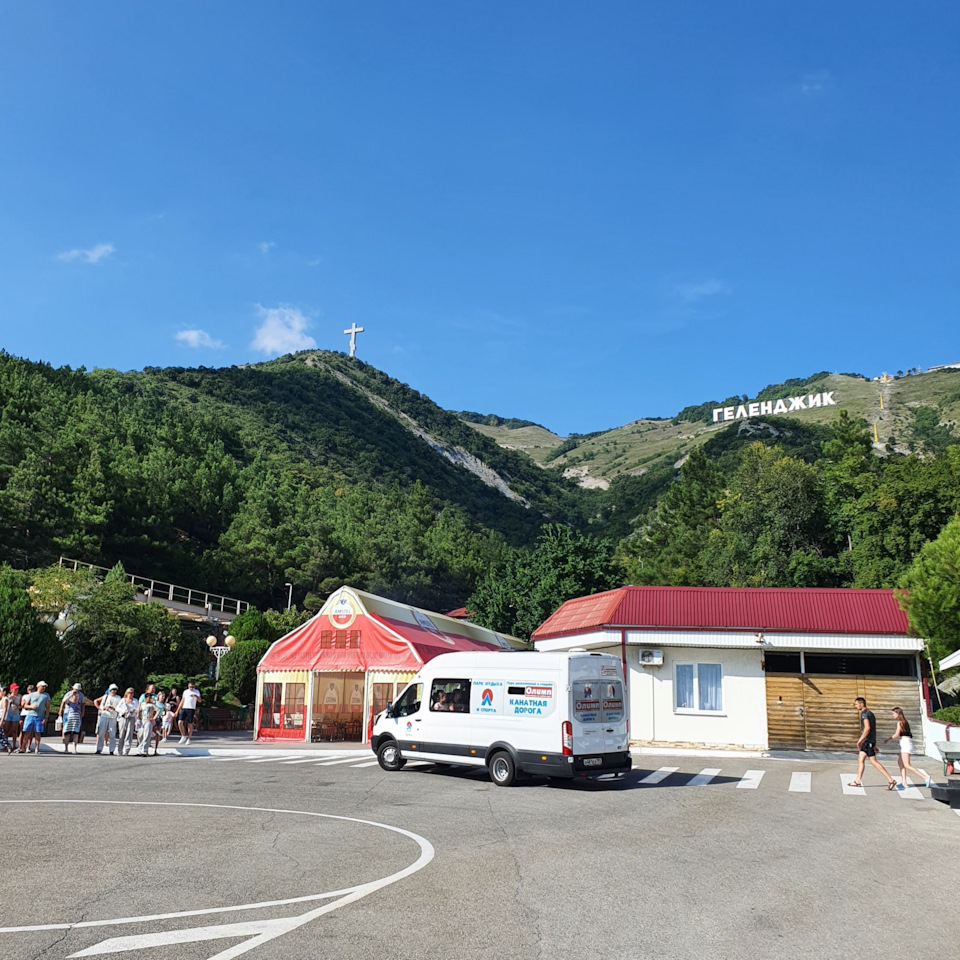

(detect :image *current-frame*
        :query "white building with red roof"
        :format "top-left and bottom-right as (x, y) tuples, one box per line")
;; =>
(255, 586), (526, 744)
(532, 586), (928, 754)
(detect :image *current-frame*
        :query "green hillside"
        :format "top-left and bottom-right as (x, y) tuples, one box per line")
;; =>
(465, 369), (960, 488)
(0, 349), (594, 613)
(3, 348), (959, 621)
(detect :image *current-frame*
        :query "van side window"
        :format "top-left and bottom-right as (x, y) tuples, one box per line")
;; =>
(430, 680), (471, 713)
(393, 683), (422, 718)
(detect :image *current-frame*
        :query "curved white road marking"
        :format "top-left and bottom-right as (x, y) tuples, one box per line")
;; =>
(0, 800), (434, 937)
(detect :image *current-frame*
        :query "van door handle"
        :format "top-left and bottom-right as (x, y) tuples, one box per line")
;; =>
(604, 728), (614, 733)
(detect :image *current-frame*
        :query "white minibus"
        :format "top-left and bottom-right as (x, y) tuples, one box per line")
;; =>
(370, 650), (631, 786)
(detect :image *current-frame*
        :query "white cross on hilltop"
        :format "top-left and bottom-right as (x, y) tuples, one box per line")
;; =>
(343, 322), (365, 358)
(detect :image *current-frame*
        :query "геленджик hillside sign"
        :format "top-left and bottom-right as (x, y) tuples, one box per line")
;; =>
(712, 391), (837, 423)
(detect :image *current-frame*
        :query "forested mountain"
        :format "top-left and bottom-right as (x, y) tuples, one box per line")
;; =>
(0, 349), (595, 612)
(2, 348), (959, 628)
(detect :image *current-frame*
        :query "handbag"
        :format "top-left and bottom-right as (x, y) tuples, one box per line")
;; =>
(54, 715), (63, 731)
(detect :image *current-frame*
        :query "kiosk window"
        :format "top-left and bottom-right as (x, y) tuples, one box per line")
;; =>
(430, 679), (471, 712)
(675, 663), (723, 713)
(393, 683), (422, 718)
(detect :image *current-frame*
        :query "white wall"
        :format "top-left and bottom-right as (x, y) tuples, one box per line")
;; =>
(627, 644), (767, 750)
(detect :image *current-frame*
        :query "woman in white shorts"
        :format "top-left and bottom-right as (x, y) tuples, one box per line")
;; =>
(885, 706), (932, 789)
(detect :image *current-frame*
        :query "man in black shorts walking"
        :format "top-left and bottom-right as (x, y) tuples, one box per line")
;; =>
(177, 680), (201, 745)
(849, 697), (897, 790)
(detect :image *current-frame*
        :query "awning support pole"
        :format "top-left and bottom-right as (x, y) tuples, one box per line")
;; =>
(304, 671), (315, 743)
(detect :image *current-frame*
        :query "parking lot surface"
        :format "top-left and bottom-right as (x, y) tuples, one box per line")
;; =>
(2, 751), (956, 960)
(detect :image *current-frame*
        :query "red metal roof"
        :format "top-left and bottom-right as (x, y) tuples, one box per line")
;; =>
(532, 586), (910, 640)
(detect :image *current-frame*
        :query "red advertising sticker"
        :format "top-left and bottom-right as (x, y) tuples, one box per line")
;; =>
(525, 685), (554, 698)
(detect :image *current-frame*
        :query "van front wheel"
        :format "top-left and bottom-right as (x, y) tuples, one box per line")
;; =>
(489, 750), (516, 787)
(377, 741), (406, 772)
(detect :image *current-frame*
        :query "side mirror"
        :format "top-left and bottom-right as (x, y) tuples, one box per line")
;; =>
(385, 704), (394, 718)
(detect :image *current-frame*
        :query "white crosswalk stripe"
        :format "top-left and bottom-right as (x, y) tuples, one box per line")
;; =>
(687, 768), (721, 786)
(639, 766), (678, 784)
(789, 772), (811, 792)
(167, 757), (947, 811)
(840, 774), (866, 796)
(737, 770), (765, 789)
(896, 778), (924, 800)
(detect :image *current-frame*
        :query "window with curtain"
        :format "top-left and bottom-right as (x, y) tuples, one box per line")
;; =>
(698, 664), (722, 712)
(674, 663), (723, 714)
(675, 664), (695, 709)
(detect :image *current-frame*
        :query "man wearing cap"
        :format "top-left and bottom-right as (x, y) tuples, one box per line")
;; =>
(21, 681), (51, 754)
(94, 684), (122, 755)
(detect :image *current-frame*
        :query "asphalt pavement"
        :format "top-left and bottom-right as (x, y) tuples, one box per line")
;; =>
(1, 748), (956, 960)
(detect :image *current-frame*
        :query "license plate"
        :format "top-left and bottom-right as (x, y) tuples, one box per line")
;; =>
(583, 757), (602, 767)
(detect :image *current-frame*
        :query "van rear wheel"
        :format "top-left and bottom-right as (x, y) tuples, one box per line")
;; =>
(488, 750), (516, 787)
(377, 740), (406, 772)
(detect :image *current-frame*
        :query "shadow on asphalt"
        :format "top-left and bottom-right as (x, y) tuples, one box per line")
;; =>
(409, 763), (740, 791)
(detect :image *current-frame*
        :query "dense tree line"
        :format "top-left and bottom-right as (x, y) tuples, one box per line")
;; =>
(1, 350), (958, 666)
(0, 351), (589, 613)
(615, 413), (960, 591)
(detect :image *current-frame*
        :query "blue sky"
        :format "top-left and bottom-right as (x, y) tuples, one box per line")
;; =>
(1, 3), (957, 435)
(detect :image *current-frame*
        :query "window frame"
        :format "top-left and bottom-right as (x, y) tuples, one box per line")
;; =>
(429, 679), (471, 713)
(674, 662), (724, 715)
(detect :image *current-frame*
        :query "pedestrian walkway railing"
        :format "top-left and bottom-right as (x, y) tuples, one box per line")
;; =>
(57, 557), (250, 619)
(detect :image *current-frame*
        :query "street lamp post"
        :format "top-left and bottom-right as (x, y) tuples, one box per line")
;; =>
(284, 582), (293, 612)
(206, 633), (236, 700)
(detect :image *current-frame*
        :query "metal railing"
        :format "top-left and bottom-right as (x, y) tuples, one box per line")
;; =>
(57, 557), (250, 618)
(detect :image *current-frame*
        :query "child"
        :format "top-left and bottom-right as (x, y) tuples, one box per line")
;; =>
(161, 696), (175, 742)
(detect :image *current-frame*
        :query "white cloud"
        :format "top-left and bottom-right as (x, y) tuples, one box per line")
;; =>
(307, 256), (323, 267)
(257, 241), (276, 255)
(175, 329), (225, 349)
(799, 71), (829, 96)
(675, 279), (731, 303)
(57, 243), (115, 264)
(251, 305), (318, 355)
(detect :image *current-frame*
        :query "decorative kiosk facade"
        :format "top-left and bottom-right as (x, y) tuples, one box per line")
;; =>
(255, 587), (526, 744)
(533, 586), (928, 754)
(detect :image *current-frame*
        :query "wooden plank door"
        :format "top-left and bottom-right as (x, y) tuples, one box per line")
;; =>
(800, 676), (862, 751)
(765, 675), (806, 749)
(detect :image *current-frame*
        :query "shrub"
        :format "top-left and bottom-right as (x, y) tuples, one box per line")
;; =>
(932, 705), (960, 725)
(218, 640), (271, 704)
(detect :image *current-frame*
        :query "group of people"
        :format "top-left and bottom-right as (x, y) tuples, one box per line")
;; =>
(0, 679), (203, 757)
(849, 697), (933, 790)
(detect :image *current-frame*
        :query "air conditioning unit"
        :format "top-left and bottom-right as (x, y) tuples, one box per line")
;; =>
(639, 649), (663, 667)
